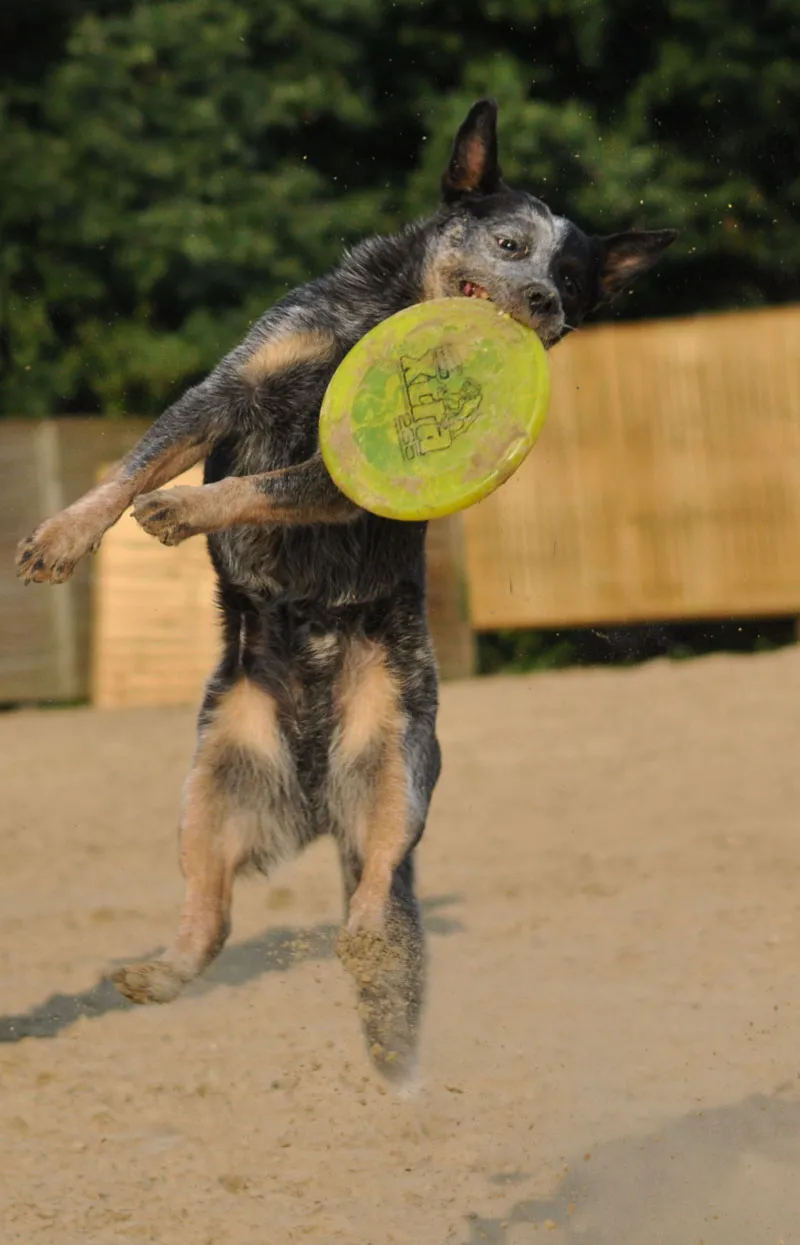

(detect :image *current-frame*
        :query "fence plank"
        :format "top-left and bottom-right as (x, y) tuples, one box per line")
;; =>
(425, 515), (476, 679)
(91, 465), (219, 709)
(0, 418), (148, 702)
(0, 424), (64, 701)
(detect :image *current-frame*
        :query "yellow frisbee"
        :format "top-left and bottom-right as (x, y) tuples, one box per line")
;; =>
(319, 297), (550, 521)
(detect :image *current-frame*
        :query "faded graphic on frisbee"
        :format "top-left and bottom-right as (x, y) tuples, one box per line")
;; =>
(319, 298), (550, 522)
(396, 343), (482, 461)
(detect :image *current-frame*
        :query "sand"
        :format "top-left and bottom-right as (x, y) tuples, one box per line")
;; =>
(2, 646), (800, 1244)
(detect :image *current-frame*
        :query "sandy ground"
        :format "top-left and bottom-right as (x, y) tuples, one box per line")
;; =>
(2, 647), (800, 1244)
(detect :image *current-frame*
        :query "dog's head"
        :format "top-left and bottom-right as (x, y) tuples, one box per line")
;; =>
(423, 99), (677, 347)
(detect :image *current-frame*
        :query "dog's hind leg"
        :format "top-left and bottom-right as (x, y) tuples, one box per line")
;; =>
(113, 762), (246, 1005)
(113, 676), (302, 1004)
(330, 639), (440, 1082)
(337, 842), (426, 1084)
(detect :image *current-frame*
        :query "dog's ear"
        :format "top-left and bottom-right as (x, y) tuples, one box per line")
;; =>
(441, 98), (505, 202)
(595, 230), (678, 302)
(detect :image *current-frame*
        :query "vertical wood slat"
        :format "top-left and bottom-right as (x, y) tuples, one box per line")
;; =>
(91, 466), (219, 709)
(425, 516), (477, 679)
(0, 418), (148, 702)
(0, 423), (64, 702)
(58, 419), (151, 697)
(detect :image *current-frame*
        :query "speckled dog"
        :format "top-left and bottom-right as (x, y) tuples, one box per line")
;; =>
(16, 99), (675, 1081)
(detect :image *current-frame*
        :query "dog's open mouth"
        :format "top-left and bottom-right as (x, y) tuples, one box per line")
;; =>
(460, 280), (491, 300)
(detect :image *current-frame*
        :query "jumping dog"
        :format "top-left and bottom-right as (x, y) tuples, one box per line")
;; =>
(16, 99), (676, 1082)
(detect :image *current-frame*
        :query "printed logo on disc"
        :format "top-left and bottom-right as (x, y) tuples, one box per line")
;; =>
(395, 344), (483, 461)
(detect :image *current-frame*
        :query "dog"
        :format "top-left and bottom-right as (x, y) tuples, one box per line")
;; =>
(15, 99), (676, 1082)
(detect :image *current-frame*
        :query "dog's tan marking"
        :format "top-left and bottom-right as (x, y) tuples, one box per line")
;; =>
(337, 641), (401, 762)
(331, 641), (410, 929)
(239, 329), (337, 387)
(209, 676), (281, 758)
(460, 135), (490, 189)
(16, 437), (208, 584)
(307, 632), (339, 663)
(346, 733), (408, 932)
(113, 678), (285, 1004)
(598, 249), (652, 299)
(421, 254), (461, 303)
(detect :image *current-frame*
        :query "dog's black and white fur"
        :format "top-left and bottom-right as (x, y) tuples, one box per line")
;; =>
(16, 100), (676, 1081)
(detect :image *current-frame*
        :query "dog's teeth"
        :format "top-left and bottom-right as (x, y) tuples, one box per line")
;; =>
(460, 281), (490, 300)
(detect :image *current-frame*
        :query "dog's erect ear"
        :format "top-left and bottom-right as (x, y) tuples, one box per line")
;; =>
(441, 98), (505, 202)
(595, 229), (678, 302)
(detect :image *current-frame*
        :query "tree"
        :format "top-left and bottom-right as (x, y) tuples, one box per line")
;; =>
(1, 0), (798, 416)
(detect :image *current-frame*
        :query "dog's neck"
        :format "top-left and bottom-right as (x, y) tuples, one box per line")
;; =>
(324, 221), (434, 333)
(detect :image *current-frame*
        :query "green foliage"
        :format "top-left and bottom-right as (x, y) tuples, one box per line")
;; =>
(1, 0), (798, 416)
(477, 618), (797, 673)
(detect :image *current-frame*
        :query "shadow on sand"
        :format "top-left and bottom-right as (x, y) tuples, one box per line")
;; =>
(464, 1090), (800, 1243)
(0, 892), (463, 1043)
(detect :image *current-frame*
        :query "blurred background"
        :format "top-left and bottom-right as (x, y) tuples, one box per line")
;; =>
(1, 0), (799, 705)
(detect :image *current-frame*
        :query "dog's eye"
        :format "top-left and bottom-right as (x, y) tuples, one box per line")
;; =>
(496, 237), (522, 254)
(561, 271), (582, 297)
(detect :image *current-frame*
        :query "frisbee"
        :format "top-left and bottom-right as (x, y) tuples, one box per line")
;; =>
(319, 297), (550, 521)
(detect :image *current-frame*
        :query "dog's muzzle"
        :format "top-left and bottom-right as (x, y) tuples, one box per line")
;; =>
(526, 283), (560, 319)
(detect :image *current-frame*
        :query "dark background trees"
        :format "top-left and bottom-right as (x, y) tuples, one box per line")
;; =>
(1, 0), (798, 417)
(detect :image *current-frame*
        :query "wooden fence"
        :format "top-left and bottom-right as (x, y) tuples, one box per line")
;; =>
(1, 303), (798, 705)
(463, 304), (800, 628)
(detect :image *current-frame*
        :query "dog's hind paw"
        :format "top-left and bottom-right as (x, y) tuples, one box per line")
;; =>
(336, 927), (420, 1084)
(111, 960), (187, 1004)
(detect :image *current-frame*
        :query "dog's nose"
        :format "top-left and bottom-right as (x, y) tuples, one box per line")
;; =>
(527, 283), (560, 318)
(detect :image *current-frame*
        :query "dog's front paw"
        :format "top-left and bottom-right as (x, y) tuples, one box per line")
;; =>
(133, 488), (198, 546)
(112, 960), (187, 1004)
(15, 516), (99, 584)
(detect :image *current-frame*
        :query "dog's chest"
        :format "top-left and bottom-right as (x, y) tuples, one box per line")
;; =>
(204, 417), (325, 594)
(228, 417), (316, 478)
(209, 524), (288, 594)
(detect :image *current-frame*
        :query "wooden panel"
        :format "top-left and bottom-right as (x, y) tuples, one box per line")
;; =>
(464, 305), (800, 628)
(92, 466), (219, 709)
(0, 422), (67, 702)
(0, 418), (148, 702)
(425, 516), (476, 679)
(57, 419), (150, 696)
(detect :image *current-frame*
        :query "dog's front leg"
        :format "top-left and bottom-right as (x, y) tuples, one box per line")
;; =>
(15, 323), (340, 580)
(133, 453), (360, 545)
(15, 382), (220, 584)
